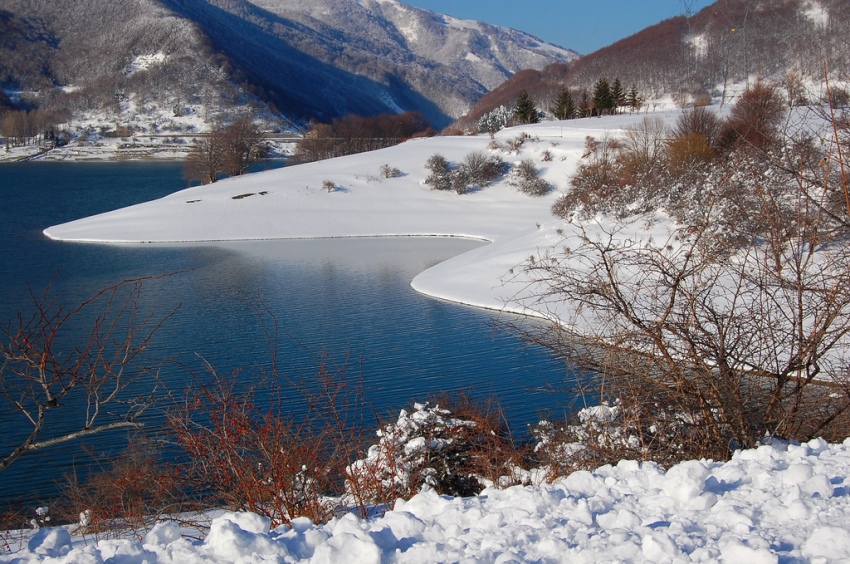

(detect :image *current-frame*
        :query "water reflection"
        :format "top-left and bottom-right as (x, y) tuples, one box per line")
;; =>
(0, 162), (571, 505)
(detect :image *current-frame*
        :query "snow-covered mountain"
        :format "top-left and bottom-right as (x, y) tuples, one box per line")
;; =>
(160, 0), (579, 126)
(0, 0), (578, 129)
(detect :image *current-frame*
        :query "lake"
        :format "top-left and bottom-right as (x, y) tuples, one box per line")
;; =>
(0, 161), (571, 504)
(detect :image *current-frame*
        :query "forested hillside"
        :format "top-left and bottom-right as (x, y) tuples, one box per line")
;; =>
(453, 0), (850, 132)
(569, 0), (850, 102)
(0, 0), (577, 140)
(0, 0), (254, 143)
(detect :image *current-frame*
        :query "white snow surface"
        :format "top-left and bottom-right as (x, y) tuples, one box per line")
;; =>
(7, 438), (850, 562)
(43, 112), (683, 317)
(124, 53), (167, 77)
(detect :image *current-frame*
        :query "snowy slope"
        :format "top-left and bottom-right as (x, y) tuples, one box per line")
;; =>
(8, 438), (850, 562)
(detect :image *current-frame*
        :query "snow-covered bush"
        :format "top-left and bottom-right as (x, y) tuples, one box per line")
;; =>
(508, 159), (551, 196)
(347, 398), (522, 507)
(347, 403), (474, 504)
(532, 398), (698, 479)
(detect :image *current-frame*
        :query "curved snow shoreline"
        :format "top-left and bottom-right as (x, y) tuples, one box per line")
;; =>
(42, 124), (587, 315)
(41, 116), (673, 318)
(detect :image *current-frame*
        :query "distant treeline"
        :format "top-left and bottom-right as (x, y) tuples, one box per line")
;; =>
(291, 111), (434, 164)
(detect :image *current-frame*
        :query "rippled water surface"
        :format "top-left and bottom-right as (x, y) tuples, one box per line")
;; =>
(0, 162), (570, 503)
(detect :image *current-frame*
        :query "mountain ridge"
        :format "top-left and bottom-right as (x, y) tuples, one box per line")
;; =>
(0, 0), (579, 131)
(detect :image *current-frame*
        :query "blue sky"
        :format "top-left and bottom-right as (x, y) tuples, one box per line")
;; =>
(401, 0), (715, 54)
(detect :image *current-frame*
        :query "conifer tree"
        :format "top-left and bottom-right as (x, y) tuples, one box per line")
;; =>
(514, 90), (540, 124)
(551, 87), (576, 120)
(592, 78), (615, 117)
(626, 85), (642, 113)
(611, 78), (625, 113)
(578, 88), (592, 118)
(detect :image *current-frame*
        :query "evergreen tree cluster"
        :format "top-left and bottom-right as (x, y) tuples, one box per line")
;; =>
(477, 80), (642, 132)
(549, 79), (642, 122)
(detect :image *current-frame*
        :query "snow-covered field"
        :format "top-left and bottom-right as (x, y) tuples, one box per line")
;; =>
(23, 110), (850, 561)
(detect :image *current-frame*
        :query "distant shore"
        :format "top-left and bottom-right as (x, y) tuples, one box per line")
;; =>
(0, 137), (294, 163)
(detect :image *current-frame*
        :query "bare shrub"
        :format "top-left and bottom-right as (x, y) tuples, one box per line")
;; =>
(674, 106), (723, 149)
(618, 116), (669, 188)
(719, 80), (785, 151)
(552, 135), (623, 218)
(452, 166), (471, 195)
(530, 86), (850, 465)
(462, 151), (507, 188)
(322, 180), (336, 192)
(426, 152), (506, 195)
(824, 85), (850, 109)
(520, 143), (850, 463)
(380, 164), (402, 179)
(57, 438), (184, 539)
(168, 364), (352, 528)
(0, 506), (31, 553)
(667, 133), (714, 175)
(508, 159), (551, 196)
(782, 71), (809, 107)
(505, 133), (530, 154)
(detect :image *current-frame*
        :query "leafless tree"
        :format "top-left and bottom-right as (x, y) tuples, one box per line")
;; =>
(0, 277), (177, 472)
(184, 133), (225, 185)
(291, 112), (432, 165)
(183, 118), (267, 185)
(221, 117), (267, 177)
(518, 96), (850, 463)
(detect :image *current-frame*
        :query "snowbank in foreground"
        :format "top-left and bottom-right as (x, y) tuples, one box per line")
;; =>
(8, 439), (850, 563)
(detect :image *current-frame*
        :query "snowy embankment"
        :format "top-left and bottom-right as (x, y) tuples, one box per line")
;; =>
(42, 113), (680, 317)
(10, 439), (850, 562)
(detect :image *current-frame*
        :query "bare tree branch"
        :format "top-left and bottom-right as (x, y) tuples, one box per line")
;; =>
(0, 275), (178, 472)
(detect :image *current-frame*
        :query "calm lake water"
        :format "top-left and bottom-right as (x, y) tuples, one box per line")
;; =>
(0, 161), (570, 504)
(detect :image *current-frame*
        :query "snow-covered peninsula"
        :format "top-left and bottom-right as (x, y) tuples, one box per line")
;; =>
(43, 113), (677, 317)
